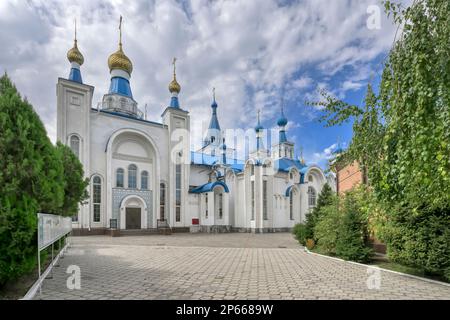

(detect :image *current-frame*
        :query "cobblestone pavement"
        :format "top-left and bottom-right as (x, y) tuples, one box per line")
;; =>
(36, 233), (450, 300)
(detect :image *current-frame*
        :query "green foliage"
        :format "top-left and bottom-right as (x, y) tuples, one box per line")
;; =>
(314, 200), (341, 255)
(308, 0), (450, 279)
(305, 183), (334, 241)
(292, 223), (308, 246)
(335, 190), (373, 263)
(56, 142), (89, 217)
(0, 74), (88, 284)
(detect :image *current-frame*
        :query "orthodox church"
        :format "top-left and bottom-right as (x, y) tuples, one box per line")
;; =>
(58, 20), (334, 234)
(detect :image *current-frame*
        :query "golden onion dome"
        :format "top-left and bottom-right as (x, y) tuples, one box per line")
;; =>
(67, 40), (84, 65)
(108, 44), (133, 75)
(169, 77), (181, 93)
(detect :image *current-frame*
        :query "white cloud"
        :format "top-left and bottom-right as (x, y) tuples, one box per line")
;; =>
(0, 0), (399, 154)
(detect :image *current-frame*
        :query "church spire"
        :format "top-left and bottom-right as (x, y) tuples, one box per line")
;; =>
(107, 16), (134, 99)
(255, 109), (264, 151)
(205, 88), (222, 151)
(277, 101), (288, 143)
(168, 57), (181, 108)
(67, 18), (84, 83)
(208, 87), (221, 131)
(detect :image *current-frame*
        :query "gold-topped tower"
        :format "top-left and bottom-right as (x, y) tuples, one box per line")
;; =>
(108, 16), (133, 75)
(169, 57), (181, 93)
(67, 19), (84, 65)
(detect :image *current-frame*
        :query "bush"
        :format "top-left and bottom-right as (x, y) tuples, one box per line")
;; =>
(314, 202), (341, 255)
(335, 191), (373, 263)
(292, 223), (308, 246)
(56, 142), (89, 217)
(304, 183), (334, 241)
(378, 207), (450, 280)
(0, 74), (88, 285)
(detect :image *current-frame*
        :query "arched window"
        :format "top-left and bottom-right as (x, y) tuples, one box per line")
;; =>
(70, 135), (80, 158)
(128, 164), (137, 189)
(141, 171), (149, 190)
(289, 190), (294, 220)
(160, 182), (166, 220)
(116, 168), (124, 188)
(308, 186), (316, 208)
(92, 176), (101, 222)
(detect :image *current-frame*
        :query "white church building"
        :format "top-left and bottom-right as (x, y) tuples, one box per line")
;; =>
(59, 21), (335, 234)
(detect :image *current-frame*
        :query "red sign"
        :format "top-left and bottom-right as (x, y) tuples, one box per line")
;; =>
(192, 218), (199, 225)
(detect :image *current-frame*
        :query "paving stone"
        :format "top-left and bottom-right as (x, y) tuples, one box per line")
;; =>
(35, 233), (450, 300)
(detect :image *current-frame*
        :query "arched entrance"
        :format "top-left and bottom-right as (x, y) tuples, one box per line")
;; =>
(120, 195), (148, 230)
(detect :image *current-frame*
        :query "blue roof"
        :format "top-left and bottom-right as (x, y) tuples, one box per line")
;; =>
(109, 76), (133, 98)
(279, 130), (287, 143)
(208, 99), (221, 130)
(274, 157), (307, 172)
(68, 68), (82, 84)
(190, 181), (229, 194)
(191, 151), (244, 172)
(170, 96), (180, 108)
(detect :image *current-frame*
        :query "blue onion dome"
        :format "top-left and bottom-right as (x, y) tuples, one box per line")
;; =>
(211, 99), (218, 108)
(277, 115), (288, 127)
(221, 143), (227, 150)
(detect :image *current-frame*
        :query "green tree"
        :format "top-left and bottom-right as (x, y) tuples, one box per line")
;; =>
(56, 142), (89, 217)
(308, 0), (450, 279)
(335, 190), (373, 263)
(0, 74), (63, 284)
(313, 198), (341, 255)
(304, 183), (334, 241)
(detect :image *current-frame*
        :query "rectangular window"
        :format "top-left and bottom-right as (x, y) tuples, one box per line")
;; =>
(251, 181), (255, 220)
(263, 180), (268, 220)
(175, 164), (181, 222)
(93, 204), (100, 222)
(205, 193), (208, 218)
(160, 183), (165, 220)
(290, 193), (294, 220)
(116, 169), (124, 188)
(71, 214), (78, 222)
(93, 176), (101, 223)
(219, 193), (223, 219)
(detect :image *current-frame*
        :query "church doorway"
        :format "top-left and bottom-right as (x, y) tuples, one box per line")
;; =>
(126, 208), (141, 229)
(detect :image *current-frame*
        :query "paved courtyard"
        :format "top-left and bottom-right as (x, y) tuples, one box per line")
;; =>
(36, 233), (450, 300)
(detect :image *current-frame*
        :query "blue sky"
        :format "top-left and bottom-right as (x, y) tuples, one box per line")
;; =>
(0, 0), (402, 169)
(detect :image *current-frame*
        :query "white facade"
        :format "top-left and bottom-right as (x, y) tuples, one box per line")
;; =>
(57, 72), (333, 234)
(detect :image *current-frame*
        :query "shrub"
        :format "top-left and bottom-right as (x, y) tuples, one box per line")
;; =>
(314, 202), (341, 255)
(56, 142), (89, 217)
(304, 183), (334, 241)
(292, 223), (308, 246)
(378, 207), (450, 280)
(335, 191), (373, 263)
(0, 74), (88, 285)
